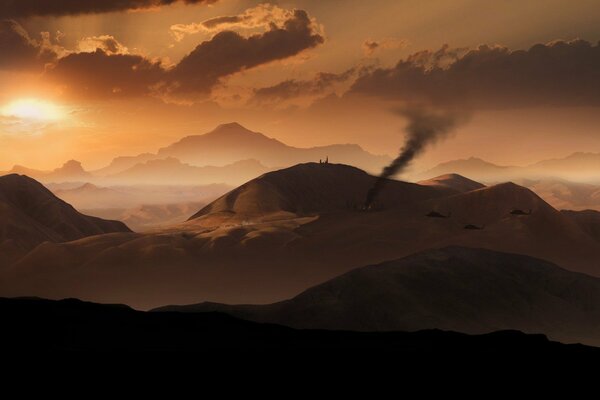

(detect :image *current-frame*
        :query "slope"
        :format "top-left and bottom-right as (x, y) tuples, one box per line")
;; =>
(157, 246), (600, 346)
(418, 173), (485, 193)
(0, 174), (131, 264)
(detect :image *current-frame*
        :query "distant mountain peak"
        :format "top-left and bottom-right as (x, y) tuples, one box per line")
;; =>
(77, 182), (99, 190)
(206, 122), (264, 137)
(214, 122), (247, 130)
(418, 173), (485, 193)
(57, 159), (84, 171)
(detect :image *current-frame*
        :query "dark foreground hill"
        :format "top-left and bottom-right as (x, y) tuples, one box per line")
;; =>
(0, 297), (595, 353)
(157, 247), (600, 346)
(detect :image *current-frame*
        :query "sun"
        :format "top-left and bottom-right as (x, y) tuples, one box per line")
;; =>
(1, 99), (65, 122)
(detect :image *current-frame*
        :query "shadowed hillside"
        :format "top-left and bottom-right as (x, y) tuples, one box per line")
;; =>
(156, 247), (600, 346)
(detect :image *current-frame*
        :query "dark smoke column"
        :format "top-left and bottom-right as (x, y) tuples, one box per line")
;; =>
(365, 108), (463, 208)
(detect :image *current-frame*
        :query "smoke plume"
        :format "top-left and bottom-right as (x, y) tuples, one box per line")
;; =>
(365, 107), (464, 208)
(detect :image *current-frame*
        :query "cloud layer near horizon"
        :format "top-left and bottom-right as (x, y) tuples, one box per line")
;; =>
(0, 0), (215, 18)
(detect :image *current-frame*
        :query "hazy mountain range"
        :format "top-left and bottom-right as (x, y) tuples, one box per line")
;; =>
(1, 123), (390, 186)
(418, 152), (600, 184)
(3, 122), (599, 215)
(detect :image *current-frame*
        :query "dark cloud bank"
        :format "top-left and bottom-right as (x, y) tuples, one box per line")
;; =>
(351, 40), (600, 108)
(0, 0), (215, 19)
(0, 9), (324, 99)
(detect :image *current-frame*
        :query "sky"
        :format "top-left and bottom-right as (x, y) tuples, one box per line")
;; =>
(1, 0), (600, 171)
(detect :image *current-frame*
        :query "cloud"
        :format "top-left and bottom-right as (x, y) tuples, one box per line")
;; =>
(170, 4), (296, 41)
(44, 8), (324, 100)
(0, 0), (216, 19)
(253, 68), (355, 104)
(167, 9), (324, 95)
(0, 19), (58, 70)
(362, 38), (408, 55)
(77, 35), (129, 55)
(350, 40), (600, 108)
(47, 50), (165, 98)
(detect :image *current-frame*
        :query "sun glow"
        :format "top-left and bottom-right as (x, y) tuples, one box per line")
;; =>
(1, 99), (65, 122)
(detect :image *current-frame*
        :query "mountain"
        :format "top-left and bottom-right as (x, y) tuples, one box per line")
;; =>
(418, 173), (485, 193)
(418, 157), (514, 182)
(0, 174), (132, 264)
(156, 122), (390, 172)
(3, 163), (600, 309)
(418, 152), (600, 184)
(156, 247), (600, 346)
(517, 178), (600, 211)
(107, 157), (270, 186)
(190, 162), (450, 222)
(2, 297), (593, 353)
(2, 160), (91, 183)
(92, 153), (158, 176)
(529, 152), (600, 181)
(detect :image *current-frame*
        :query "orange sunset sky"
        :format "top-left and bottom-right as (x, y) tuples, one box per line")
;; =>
(1, 0), (600, 171)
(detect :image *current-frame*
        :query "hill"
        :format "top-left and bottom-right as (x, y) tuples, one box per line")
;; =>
(0, 297), (594, 353)
(190, 162), (450, 222)
(2, 160), (91, 183)
(0, 174), (131, 264)
(562, 210), (600, 242)
(2, 164), (600, 309)
(418, 173), (485, 193)
(157, 247), (600, 346)
(418, 157), (514, 182)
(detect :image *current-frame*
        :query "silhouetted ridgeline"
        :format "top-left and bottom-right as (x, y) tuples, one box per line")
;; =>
(0, 297), (596, 353)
